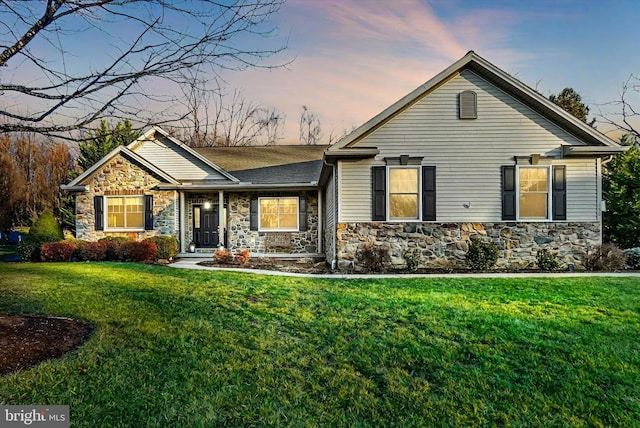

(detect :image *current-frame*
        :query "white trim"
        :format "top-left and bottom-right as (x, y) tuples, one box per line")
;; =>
(179, 192), (186, 253)
(386, 165), (421, 221)
(67, 145), (179, 187)
(218, 190), (224, 246)
(257, 196), (300, 232)
(515, 165), (552, 221)
(103, 195), (146, 231)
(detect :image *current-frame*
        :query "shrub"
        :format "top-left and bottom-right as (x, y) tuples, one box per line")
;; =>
(98, 236), (133, 244)
(465, 237), (499, 270)
(29, 211), (64, 243)
(214, 248), (233, 264)
(40, 241), (77, 262)
(536, 249), (560, 271)
(99, 236), (132, 261)
(624, 247), (640, 270)
(583, 243), (626, 271)
(234, 249), (251, 265)
(16, 240), (41, 261)
(120, 241), (158, 262)
(144, 236), (178, 260)
(79, 241), (110, 261)
(355, 242), (390, 273)
(403, 248), (422, 272)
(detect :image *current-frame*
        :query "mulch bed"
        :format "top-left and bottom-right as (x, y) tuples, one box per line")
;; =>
(0, 314), (93, 376)
(197, 259), (613, 275)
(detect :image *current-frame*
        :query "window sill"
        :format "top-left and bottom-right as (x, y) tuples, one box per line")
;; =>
(104, 228), (146, 232)
(258, 229), (300, 233)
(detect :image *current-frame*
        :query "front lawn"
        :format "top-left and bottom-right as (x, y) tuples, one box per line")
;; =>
(0, 262), (639, 427)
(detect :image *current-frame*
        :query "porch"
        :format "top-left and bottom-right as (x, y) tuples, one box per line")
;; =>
(179, 190), (322, 257)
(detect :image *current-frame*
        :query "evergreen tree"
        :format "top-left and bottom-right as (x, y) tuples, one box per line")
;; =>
(603, 135), (640, 248)
(549, 88), (596, 126)
(77, 120), (140, 171)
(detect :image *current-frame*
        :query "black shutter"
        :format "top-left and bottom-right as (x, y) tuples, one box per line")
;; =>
(502, 166), (516, 220)
(552, 165), (567, 220)
(372, 166), (386, 221)
(298, 193), (307, 231)
(144, 195), (154, 230)
(94, 196), (104, 231)
(422, 166), (436, 221)
(250, 194), (259, 230)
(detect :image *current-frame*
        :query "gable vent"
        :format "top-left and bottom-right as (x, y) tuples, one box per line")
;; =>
(459, 90), (477, 119)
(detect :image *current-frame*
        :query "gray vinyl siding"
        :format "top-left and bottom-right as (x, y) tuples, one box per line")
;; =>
(339, 159), (374, 222)
(133, 136), (227, 181)
(565, 158), (598, 222)
(339, 69), (598, 223)
(324, 170), (336, 262)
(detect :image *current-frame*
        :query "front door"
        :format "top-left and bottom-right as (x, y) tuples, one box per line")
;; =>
(193, 205), (219, 248)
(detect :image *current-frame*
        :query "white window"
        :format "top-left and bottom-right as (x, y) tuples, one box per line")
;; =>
(388, 167), (420, 220)
(259, 197), (299, 231)
(106, 196), (144, 230)
(517, 166), (550, 220)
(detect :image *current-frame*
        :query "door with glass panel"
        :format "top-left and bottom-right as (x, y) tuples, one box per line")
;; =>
(193, 205), (219, 248)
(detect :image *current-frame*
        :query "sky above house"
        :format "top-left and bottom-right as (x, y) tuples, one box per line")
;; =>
(3, 0), (639, 144)
(224, 0), (640, 143)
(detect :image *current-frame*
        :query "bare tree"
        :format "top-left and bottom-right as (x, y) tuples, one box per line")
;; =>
(0, 0), (287, 140)
(299, 105), (322, 145)
(598, 75), (640, 140)
(259, 107), (286, 145)
(220, 89), (267, 146)
(328, 125), (357, 146)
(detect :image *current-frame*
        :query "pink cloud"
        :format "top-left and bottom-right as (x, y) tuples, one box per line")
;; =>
(222, 0), (525, 143)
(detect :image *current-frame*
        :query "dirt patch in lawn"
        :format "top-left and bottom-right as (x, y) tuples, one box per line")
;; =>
(0, 314), (93, 376)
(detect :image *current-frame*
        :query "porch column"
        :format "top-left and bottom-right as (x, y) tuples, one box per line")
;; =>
(218, 190), (224, 248)
(179, 191), (186, 253)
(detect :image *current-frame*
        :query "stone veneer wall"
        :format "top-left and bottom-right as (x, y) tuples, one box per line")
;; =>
(336, 222), (600, 270)
(76, 155), (178, 241)
(227, 192), (319, 254)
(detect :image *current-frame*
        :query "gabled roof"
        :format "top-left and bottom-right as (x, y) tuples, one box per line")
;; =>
(329, 51), (622, 152)
(62, 145), (179, 191)
(196, 145), (327, 170)
(129, 127), (239, 182)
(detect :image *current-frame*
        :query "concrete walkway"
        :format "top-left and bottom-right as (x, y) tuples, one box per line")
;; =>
(169, 258), (640, 279)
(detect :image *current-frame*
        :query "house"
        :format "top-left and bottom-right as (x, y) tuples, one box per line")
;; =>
(63, 51), (626, 269)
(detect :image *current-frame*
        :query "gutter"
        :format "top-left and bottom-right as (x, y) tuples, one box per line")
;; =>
(156, 182), (319, 191)
(60, 185), (88, 192)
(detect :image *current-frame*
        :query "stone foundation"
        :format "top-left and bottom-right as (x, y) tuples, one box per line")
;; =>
(336, 222), (600, 270)
(227, 192), (319, 254)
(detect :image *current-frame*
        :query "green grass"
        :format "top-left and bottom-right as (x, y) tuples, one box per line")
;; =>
(0, 262), (639, 427)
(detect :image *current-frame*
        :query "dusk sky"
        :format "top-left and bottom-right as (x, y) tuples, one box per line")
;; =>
(3, 0), (640, 143)
(223, 0), (640, 143)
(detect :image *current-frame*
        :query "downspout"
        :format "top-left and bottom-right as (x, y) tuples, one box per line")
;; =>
(323, 157), (338, 270)
(599, 155), (615, 244)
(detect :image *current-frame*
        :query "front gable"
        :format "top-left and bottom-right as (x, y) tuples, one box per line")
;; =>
(128, 127), (238, 183)
(329, 51), (620, 153)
